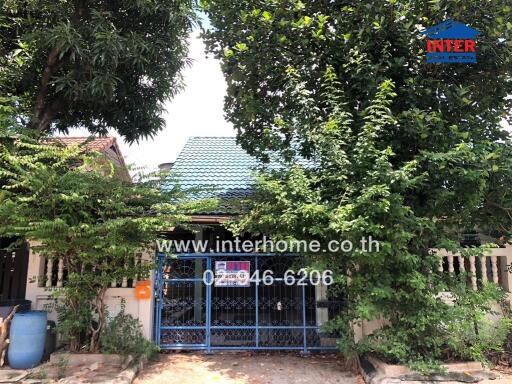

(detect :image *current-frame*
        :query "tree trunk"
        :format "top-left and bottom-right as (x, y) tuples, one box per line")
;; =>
(66, 257), (83, 353)
(68, 296), (82, 353)
(89, 287), (107, 353)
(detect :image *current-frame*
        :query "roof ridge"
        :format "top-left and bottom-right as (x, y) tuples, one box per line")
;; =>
(189, 136), (237, 139)
(53, 136), (117, 153)
(55, 136), (115, 139)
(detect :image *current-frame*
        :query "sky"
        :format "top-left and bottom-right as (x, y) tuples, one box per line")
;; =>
(66, 30), (235, 171)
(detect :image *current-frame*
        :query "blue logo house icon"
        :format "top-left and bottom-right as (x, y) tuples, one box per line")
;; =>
(421, 20), (480, 63)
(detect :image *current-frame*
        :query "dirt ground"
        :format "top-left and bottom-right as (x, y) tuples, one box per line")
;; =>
(134, 352), (359, 384)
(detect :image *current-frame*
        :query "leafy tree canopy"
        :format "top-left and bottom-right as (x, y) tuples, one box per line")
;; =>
(202, 0), (511, 160)
(0, 0), (195, 141)
(203, 0), (512, 368)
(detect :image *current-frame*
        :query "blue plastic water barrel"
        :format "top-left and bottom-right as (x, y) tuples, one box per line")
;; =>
(8, 311), (47, 369)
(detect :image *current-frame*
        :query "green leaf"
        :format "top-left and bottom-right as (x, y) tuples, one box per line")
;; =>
(262, 11), (272, 21)
(235, 42), (248, 52)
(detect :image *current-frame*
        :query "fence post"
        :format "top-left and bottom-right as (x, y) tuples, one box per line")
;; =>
(255, 255), (259, 349)
(301, 284), (308, 354)
(206, 256), (212, 354)
(315, 284), (329, 326)
(137, 249), (155, 340)
(499, 245), (512, 306)
(194, 230), (204, 323)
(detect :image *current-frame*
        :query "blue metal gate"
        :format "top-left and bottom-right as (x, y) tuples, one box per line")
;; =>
(154, 253), (339, 352)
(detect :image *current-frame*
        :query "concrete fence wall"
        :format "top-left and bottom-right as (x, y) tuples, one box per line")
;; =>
(355, 245), (512, 341)
(24, 243), (512, 343)
(24, 242), (155, 340)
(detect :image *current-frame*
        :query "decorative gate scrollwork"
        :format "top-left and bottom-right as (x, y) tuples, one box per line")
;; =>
(154, 253), (339, 352)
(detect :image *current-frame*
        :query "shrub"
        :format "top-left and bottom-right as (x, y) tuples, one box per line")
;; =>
(54, 289), (94, 352)
(100, 302), (159, 360)
(447, 316), (512, 364)
(348, 281), (511, 373)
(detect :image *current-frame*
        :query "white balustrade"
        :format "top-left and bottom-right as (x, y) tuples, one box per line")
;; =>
(435, 248), (509, 291)
(480, 256), (488, 284)
(122, 260), (128, 288)
(42, 255), (138, 289)
(458, 255), (465, 273)
(491, 256), (499, 284)
(447, 255), (454, 274)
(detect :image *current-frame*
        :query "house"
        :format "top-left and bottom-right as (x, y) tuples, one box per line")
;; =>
(154, 137), (512, 350)
(21, 136), (153, 338)
(154, 137), (339, 351)
(0, 136), (129, 305)
(53, 136), (131, 182)
(20, 136), (512, 349)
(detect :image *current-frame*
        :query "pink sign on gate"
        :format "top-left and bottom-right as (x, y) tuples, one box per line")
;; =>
(214, 261), (251, 287)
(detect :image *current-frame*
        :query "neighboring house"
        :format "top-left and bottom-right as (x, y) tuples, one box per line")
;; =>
(0, 136), (130, 306)
(54, 136), (131, 182)
(0, 136), (127, 304)
(19, 136), (512, 348)
(22, 136), (152, 338)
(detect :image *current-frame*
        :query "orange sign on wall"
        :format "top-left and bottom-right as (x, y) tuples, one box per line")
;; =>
(135, 280), (151, 300)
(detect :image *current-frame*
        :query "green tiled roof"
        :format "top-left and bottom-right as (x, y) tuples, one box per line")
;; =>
(171, 137), (258, 202)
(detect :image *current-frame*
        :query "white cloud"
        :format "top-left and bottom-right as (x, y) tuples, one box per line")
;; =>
(66, 31), (235, 171)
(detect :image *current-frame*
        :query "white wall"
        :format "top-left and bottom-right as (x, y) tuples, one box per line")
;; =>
(24, 243), (155, 340)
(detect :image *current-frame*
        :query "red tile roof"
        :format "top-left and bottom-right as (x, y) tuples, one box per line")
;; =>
(53, 136), (131, 181)
(54, 136), (117, 152)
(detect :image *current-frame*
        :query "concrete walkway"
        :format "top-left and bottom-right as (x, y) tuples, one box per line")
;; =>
(134, 352), (359, 384)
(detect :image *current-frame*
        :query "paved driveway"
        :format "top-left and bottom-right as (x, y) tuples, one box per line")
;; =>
(134, 352), (359, 384)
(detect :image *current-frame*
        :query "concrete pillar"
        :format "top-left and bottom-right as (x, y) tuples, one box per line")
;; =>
(25, 241), (47, 303)
(315, 284), (329, 326)
(499, 245), (512, 291)
(352, 321), (363, 343)
(499, 245), (512, 307)
(139, 249), (155, 340)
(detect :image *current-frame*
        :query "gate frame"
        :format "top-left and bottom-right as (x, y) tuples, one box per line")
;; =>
(154, 252), (338, 353)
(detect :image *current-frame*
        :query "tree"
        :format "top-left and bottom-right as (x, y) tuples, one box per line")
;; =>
(0, 124), (213, 352)
(0, 1), (195, 141)
(202, 1), (512, 160)
(203, 0), (512, 369)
